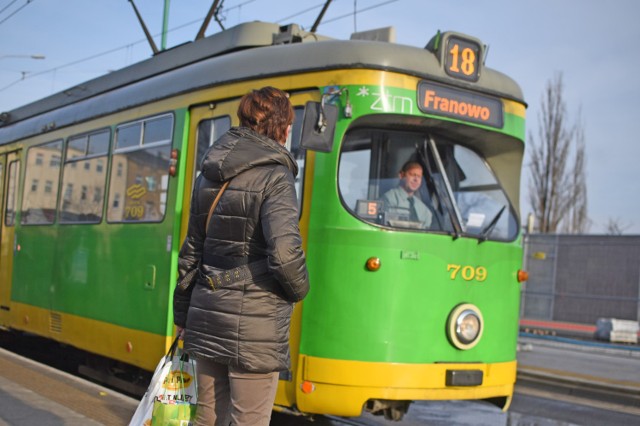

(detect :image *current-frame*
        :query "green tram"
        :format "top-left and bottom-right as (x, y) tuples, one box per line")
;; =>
(0, 21), (527, 420)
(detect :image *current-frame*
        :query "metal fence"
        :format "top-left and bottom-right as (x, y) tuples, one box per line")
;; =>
(521, 234), (640, 324)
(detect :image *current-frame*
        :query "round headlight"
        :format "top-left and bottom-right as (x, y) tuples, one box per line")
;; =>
(447, 303), (484, 350)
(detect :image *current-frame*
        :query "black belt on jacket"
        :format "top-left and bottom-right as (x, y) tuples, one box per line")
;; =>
(198, 259), (269, 291)
(203, 253), (266, 269)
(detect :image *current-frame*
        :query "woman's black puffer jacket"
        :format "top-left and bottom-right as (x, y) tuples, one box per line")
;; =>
(173, 127), (309, 373)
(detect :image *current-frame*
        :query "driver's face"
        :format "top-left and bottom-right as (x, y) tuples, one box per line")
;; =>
(400, 166), (423, 193)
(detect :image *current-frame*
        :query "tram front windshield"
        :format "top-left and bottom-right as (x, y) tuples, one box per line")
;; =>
(338, 128), (518, 241)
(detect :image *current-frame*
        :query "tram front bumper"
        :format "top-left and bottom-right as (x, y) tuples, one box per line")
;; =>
(295, 355), (516, 417)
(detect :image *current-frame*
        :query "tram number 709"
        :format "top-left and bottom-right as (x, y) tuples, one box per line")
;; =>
(447, 264), (487, 282)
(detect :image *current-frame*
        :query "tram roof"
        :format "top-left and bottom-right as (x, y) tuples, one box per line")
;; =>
(0, 21), (524, 145)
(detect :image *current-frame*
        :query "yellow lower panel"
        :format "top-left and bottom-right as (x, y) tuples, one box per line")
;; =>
(11, 302), (170, 371)
(294, 355), (516, 417)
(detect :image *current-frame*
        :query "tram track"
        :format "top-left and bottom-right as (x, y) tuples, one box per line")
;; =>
(323, 415), (375, 425)
(271, 412), (389, 426)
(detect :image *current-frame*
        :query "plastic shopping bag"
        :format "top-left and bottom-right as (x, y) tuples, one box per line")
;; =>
(152, 400), (197, 426)
(129, 338), (198, 426)
(152, 353), (198, 425)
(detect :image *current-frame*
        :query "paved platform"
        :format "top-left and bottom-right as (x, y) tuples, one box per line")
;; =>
(0, 347), (137, 426)
(1, 334), (638, 425)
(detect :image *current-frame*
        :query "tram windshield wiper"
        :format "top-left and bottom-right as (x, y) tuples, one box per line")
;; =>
(478, 205), (506, 243)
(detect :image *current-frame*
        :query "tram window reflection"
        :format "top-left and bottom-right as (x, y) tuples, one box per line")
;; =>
(5, 160), (19, 226)
(144, 116), (173, 145)
(88, 131), (110, 155)
(21, 140), (62, 225)
(60, 129), (110, 224)
(107, 114), (173, 223)
(115, 123), (140, 150)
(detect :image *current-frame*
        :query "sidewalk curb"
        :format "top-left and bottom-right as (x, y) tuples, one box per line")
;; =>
(519, 333), (640, 358)
(516, 365), (640, 397)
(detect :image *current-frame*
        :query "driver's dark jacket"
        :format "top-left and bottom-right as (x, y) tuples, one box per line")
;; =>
(173, 127), (309, 373)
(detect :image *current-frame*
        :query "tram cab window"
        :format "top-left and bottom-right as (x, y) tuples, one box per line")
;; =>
(195, 116), (231, 181)
(338, 129), (518, 241)
(21, 140), (63, 225)
(60, 129), (110, 223)
(107, 114), (173, 223)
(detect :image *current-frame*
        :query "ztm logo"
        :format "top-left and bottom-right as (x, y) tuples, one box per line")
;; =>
(126, 184), (146, 199)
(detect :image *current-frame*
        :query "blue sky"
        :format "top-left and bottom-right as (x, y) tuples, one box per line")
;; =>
(1, 0), (639, 233)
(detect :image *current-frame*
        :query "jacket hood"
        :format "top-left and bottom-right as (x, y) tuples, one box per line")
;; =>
(201, 127), (298, 182)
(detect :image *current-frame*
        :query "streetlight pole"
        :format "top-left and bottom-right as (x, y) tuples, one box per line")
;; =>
(0, 54), (45, 60)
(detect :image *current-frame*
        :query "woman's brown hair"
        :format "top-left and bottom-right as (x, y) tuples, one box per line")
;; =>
(237, 86), (294, 144)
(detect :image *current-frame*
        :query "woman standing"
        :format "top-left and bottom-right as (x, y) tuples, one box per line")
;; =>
(173, 87), (310, 425)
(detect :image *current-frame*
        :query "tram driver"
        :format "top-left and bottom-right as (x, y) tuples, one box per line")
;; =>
(381, 161), (433, 229)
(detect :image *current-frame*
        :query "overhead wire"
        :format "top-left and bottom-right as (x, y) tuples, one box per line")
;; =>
(0, 0), (399, 96)
(0, 39), (150, 93)
(0, 0), (21, 16)
(321, 0), (398, 25)
(277, 2), (327, 23)
(0, 0), (267, 93)
(1, 0), (259, 93)
(276, 0), (399, 29)
(0, 0), (34, 25)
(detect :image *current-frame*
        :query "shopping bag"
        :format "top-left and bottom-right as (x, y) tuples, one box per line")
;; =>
(129, 338), (197, 426)
(152, 400), (197, 426)
(152, 351), (198, 426)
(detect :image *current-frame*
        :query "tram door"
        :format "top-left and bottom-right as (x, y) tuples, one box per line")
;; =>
(0, 151), (20, 327)
(188, 91), (319, 409)
(179, 101), (235, 243)
(180, 90), (318, 240)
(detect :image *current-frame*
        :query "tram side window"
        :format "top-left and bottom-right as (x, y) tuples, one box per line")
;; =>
(5, 161), (19, 226)
(21, 140), (63, 225)
(107, 114), (174, 222)
(195, 116), (231, 181)
(60, 129), (110, 223)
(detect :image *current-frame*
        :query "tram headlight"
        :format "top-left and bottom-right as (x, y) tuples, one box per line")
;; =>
(447, 303), (483, 350)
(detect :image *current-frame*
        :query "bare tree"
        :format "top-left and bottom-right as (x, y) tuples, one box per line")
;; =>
(528, 73), (589, 233)
(560, 120), (589, 233)
(605, 218), (631, 235)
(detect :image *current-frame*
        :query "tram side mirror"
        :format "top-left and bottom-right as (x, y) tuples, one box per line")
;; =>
(300, 101), (337, 152)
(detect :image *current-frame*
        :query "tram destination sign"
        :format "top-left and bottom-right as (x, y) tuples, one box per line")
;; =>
(417, 81), (503, 128)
